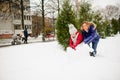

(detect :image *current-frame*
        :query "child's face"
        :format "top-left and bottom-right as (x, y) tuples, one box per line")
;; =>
(71, 34), (76, 38)
(82, 23), (89, 31)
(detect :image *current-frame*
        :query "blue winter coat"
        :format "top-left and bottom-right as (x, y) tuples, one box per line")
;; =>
(82, 25), (100, 44)
(24, 29), (28, 38)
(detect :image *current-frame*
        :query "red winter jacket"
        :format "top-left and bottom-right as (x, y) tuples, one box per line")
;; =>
(69, 31), (83, 50)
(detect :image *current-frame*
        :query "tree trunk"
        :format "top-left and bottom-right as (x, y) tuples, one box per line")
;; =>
(21, 0), (24, 30)
(42, 0), (45, 41)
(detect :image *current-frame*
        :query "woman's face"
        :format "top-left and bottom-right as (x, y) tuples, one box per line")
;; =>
(82, 23), (89, 31)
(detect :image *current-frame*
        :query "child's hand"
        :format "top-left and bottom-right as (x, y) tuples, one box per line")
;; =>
(72, 45), (76, 50)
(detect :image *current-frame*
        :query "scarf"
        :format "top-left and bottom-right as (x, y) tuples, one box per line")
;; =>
(71, 32), (79, 45)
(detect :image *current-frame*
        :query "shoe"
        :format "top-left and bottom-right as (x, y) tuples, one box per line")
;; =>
(89, 52), (93, 56)
(89, 52), (96, 57)
(92, 51), (96, 57)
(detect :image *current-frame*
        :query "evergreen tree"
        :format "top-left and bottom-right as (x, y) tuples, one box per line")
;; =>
(118, 16), (120, 33)
(78, 1), (105, 38)
(78, 1), (92, 28)
(56, 0), (76, 50)
(92, 11), (106, 38)
(105, 24), (112, 36)
(111, 18), (119, 34)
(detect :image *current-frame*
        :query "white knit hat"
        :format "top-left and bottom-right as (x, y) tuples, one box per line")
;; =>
(68, 24), (77, 35)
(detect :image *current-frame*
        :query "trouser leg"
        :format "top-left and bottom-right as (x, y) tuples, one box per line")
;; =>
(92, 40), (99, 54)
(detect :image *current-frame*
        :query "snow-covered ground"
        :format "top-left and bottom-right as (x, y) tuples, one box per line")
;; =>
(0, 35), (55, 47)
(0, 35), (120, 80)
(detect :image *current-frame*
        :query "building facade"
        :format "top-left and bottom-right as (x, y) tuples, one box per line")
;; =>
(0, 0), (32, 38)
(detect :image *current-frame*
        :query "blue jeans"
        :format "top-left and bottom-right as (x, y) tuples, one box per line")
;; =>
(92, 40), (99, 54)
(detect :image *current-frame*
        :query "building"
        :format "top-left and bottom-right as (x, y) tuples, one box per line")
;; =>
(32, 14), (55, 37)
(0, 0), (32, 39)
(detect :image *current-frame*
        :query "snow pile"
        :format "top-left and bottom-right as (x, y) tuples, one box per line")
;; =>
(67, 42), (94, 56)
(0, 35), (120, 80)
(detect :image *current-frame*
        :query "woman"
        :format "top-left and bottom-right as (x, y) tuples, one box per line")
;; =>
(81, 21), (100, 57)
(68, 24), (83, 50)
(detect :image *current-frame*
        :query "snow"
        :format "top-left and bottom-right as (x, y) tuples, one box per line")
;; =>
(0, 35), (120, 80)
(0, 35), (55, 47)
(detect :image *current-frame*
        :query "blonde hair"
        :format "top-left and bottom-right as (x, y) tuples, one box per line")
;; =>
(81, 21), (96, 30)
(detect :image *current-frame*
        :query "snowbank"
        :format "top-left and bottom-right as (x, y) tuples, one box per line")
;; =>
(0, 35), (120, 80)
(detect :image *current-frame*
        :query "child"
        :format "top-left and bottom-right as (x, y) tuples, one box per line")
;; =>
(68, 24), (83, 50)
(81, 21), (100, 57)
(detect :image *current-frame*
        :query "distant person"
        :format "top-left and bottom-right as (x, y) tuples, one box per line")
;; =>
(24, 28), (28, 44)
(68, 24), (83, 50)
(81, 21), (100, 57)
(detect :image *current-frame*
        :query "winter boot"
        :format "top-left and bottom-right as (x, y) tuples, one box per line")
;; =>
(89, 52), (96, 57)
(89, 52), (93, 56)
(92, 51), (96, 57)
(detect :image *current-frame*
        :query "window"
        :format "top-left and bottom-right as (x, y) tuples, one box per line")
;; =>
(14, 14), (21, 19)
(28, 25), (31, 29)
(24, 15), (31, 20)
(24, 25), (27, 29)
(24, 0), (29, 2)
(24, 25), (31, 29)
(14, 25), (21, 30)
(24, 15), (26, 20)
(28, 16), (31, 20)
(0, 12), (3, 17)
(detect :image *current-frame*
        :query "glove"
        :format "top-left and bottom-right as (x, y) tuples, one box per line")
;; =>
(71, 45), (76, 50)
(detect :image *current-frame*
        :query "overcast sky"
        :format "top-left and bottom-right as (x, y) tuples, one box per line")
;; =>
(30, 0), (120, 17)
(30, 0), (120, 8)
(92, 0), (120, 8)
